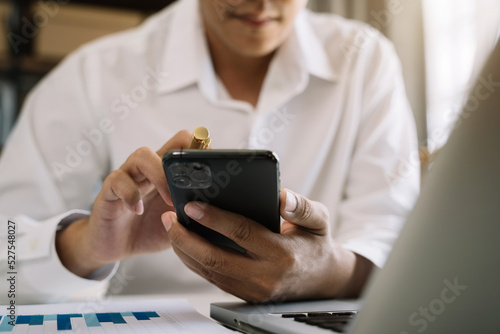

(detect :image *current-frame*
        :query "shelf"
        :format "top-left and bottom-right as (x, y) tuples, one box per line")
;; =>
(0, 54), (60, 75)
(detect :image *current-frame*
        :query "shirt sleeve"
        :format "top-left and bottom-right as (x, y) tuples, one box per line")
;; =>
(0, 212), (118, 304)
(0, 50), (116, 304)
(335, 32), (421, 268)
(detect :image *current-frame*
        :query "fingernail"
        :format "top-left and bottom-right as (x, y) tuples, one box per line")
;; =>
(134, 200), (144, 215)
(163, 213), (173, 232)
(185, 202), (206, 220)
(285, 191), (297, 213)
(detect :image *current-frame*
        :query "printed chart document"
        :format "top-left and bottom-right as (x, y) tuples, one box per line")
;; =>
(0, 299), (234, 333)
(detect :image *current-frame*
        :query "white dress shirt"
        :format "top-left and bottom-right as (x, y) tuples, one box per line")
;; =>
(0, 0), (420, 304)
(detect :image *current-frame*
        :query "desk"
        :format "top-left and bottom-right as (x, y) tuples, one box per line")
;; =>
(104, 292), (243, 319)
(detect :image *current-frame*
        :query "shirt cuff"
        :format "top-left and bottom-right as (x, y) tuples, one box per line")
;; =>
(17, 211), (118, 303)
(340, 237), (393, 269)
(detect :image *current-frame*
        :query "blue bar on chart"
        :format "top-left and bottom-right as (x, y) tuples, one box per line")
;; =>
(0, 311), (161, 332)
(83, 313), (100, 327)
(132, 312), (161, 321)
(57, 314), (82, 331)
(0, 316), (15, 332)
(29, 316), (44, 326)
(12, 317), (28, 326)
(95, 313), (126, 324)
(13, 316), (43, 326)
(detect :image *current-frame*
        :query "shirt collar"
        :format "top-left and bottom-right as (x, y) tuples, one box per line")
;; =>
(293, 10), (338, 83)
(156, 0), (205, 95)
(156, 1), (338, 99)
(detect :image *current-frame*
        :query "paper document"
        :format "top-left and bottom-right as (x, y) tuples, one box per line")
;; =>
(0, 298), (234, 333)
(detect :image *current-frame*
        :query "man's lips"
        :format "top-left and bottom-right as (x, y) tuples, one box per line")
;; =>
(230, 13), (279, 27)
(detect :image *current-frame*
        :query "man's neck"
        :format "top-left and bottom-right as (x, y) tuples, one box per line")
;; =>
(205, 30), (275, 108)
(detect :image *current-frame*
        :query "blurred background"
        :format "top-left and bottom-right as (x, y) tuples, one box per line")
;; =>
(1, 0), (499, 153)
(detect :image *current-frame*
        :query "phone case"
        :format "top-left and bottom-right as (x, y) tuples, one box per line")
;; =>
(162, 149), (280, 252)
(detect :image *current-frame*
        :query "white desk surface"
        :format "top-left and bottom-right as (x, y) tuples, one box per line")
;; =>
(104, 292), (243, 319)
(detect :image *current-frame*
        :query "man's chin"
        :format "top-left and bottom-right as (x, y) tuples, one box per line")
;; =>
(229, 42), (280, 58)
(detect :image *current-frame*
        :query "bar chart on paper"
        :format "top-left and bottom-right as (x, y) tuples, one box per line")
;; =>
(0, 311), (162, 332)
(0, 299), (232, 333)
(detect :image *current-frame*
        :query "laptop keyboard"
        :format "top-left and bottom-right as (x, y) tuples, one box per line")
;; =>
(280, 311), (357, 333)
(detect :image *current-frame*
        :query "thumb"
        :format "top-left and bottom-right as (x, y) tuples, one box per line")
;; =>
(280, 189), (330, 235)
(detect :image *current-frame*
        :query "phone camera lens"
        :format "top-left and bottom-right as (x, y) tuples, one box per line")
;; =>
(173, 176), (191, 188)
(190, 170), (210, 183)
(169, 163), (187, 176)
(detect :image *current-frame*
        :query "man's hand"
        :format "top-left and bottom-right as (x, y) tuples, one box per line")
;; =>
(56, 130), (192, 278)
(162, 189), (374, 302)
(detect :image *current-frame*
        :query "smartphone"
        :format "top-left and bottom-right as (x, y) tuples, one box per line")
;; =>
(162, 149), (280, 252)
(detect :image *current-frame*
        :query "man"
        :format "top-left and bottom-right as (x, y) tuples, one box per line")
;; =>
(0, 0), (420, 304)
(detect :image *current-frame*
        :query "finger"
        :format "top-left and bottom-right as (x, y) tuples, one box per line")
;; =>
(161, 212), (253, 278)
(182, 202), (279, 256)
(101, 169), (144, 214)
(280, 189), (330, 236)
(121, 147), (172, 205)
(156, 130), (192, 157)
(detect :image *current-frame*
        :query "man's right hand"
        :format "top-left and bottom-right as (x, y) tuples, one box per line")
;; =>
(55, 130), (191, 278)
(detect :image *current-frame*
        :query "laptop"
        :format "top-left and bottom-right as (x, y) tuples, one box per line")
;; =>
(210, 40), (500, 334)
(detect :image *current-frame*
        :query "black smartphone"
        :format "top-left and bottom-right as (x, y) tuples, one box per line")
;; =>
(162, 149), (281, 252)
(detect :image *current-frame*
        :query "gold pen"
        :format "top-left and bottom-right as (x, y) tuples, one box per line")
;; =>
(189, 126), (211, 149)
